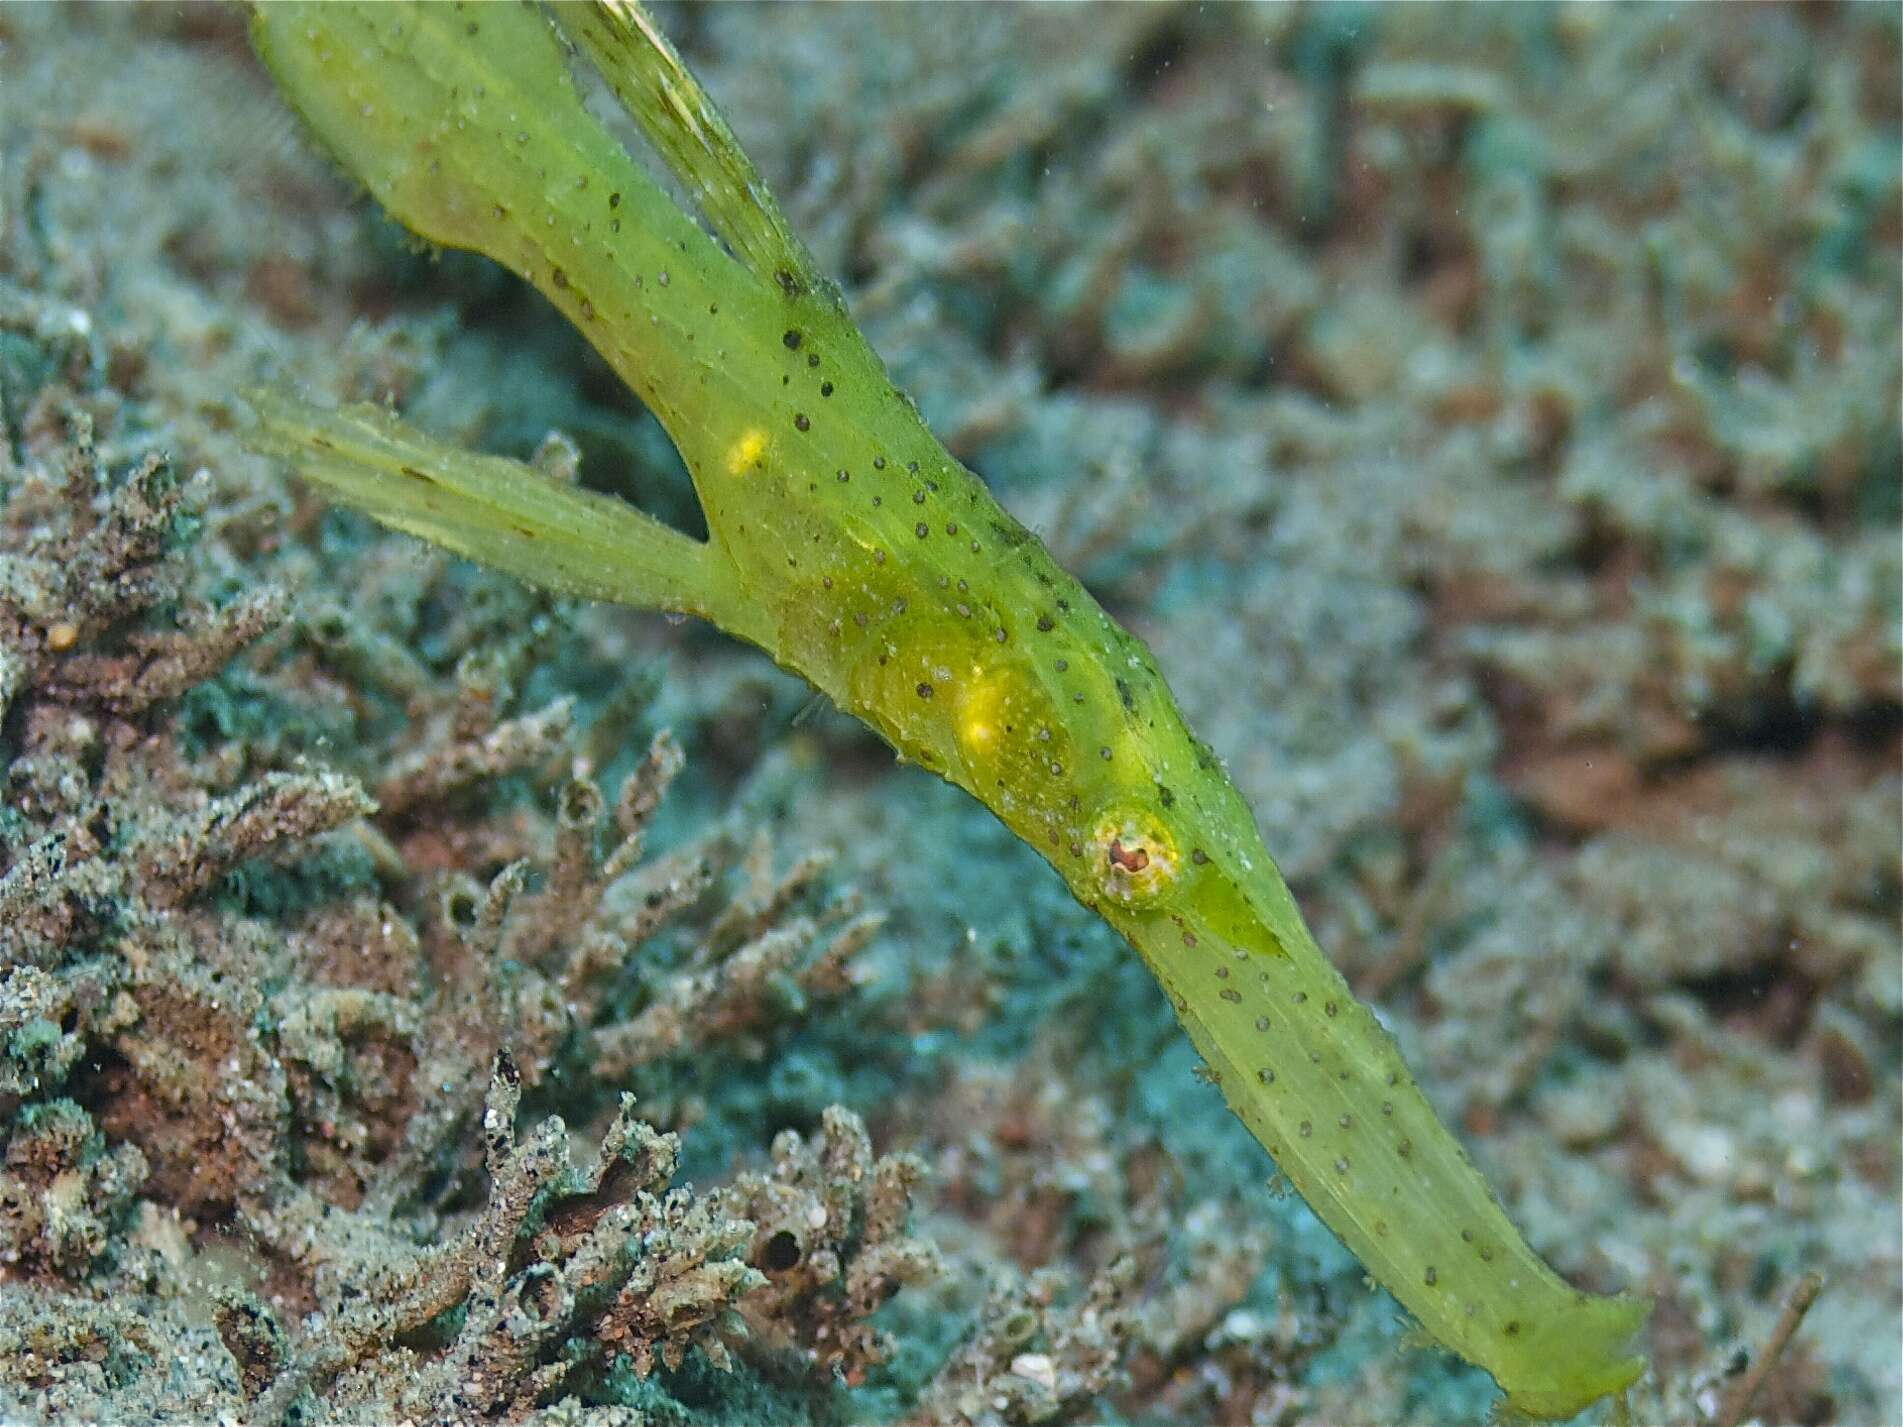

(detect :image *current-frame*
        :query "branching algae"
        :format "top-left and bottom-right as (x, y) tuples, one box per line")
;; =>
(246, 3), (1649, 1418)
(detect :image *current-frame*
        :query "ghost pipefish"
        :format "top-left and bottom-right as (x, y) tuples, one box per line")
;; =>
(245, 3), (1649, 1417)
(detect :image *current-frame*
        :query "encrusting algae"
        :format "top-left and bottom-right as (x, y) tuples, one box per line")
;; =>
(248, 2), (1649, 1418)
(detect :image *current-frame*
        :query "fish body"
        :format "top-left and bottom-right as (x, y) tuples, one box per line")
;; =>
(249, 3), (1648, 1416)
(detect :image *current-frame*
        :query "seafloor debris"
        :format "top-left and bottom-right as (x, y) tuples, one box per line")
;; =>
(237, 1058), (763, 1422)
(727, 1105), (940, 1383)
(903, 1258), (1138, 1427)
(0, 403), (912, 1422)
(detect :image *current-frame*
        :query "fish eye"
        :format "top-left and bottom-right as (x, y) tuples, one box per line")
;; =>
(1089, 806), (1179, 906)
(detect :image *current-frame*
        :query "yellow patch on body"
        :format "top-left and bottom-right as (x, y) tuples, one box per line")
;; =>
(954, 665), (1010, 758)
(725, 427), (767, 475)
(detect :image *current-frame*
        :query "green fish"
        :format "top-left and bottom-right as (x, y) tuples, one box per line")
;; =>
(247, 3), (1648, 1416)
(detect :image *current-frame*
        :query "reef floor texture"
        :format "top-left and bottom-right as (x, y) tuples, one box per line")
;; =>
(0, 4), (1897, 1426)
